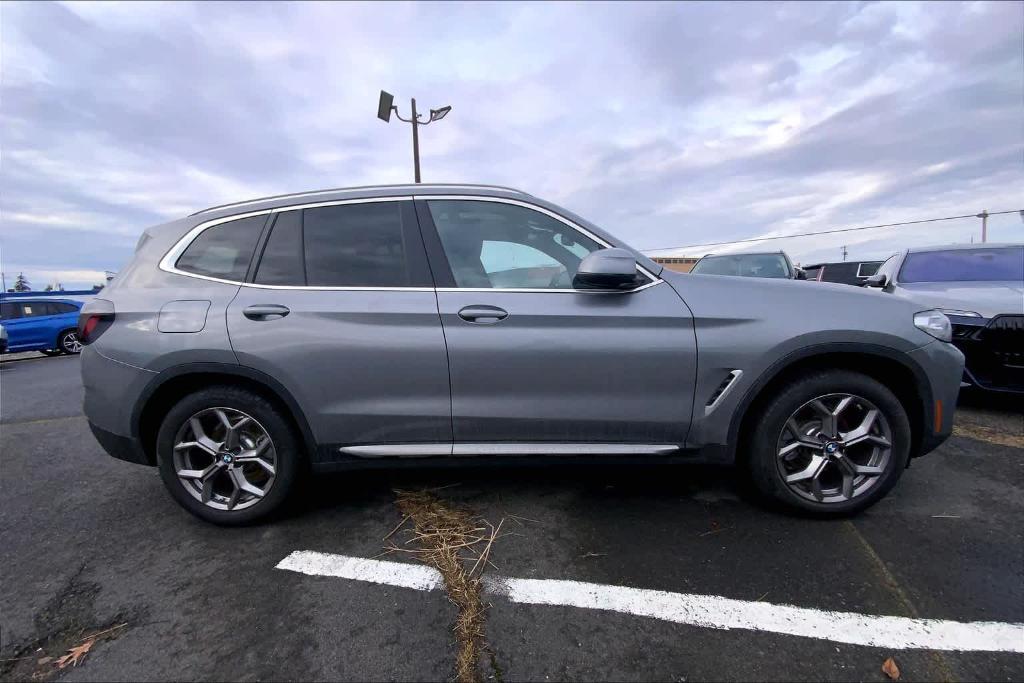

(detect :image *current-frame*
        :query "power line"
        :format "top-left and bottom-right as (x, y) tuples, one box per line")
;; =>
(643, 208), (1023, 254)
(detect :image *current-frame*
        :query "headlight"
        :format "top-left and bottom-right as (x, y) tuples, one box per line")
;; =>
(938, 309), (981, 318)
(914, 310), (952, 342)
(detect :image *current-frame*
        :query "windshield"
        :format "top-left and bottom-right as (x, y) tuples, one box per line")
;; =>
(899, 247), (1024, 283)
(690, 253), (790, 278)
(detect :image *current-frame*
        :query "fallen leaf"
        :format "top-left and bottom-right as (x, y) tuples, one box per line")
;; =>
(882, 656), (901, 680)
(55, 639), (94, 669)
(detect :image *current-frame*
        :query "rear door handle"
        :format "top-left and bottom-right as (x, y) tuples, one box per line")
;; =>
(243, 304), (290, 321)
(457, 305), (508, 324)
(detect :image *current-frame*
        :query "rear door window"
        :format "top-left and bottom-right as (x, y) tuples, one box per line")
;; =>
(176, 215), (266, 281)
(302, 202), (410, 287)
(19, 303), (45, 317)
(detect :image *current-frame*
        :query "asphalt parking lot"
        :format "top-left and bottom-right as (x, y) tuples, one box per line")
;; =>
(1, 353), (1022, 682)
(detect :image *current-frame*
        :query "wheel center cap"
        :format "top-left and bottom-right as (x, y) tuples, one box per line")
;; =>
(220, 453), (234, 465)
(824, 441), (840, 455)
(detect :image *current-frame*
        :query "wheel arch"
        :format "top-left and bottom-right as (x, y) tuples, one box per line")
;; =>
(133, 362), (317, 466)
(730, 344), (932, 466)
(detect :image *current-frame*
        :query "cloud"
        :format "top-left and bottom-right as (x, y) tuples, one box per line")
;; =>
(1, 0), (1021, 288)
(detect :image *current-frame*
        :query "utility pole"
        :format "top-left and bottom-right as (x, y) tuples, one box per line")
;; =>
(410, 98), (421, 183)
(841, 245), (848, 261)
(976, 210), (988, 243)
(378, 91), (452, 184)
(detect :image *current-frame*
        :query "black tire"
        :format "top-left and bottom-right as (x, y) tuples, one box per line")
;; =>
(57, 329), (81, 355)
(746, 370), (911, 517)
(156, 386), (300, 525)
(40, 349), (63, 357)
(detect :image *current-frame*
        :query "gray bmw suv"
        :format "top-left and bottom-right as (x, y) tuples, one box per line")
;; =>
(80, 184), (964, 524)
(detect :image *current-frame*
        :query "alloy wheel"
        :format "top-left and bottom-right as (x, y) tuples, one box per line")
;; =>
(62, 332), (82, 353)
(172, 407), (277, 511)
(775, 393), (892, 504)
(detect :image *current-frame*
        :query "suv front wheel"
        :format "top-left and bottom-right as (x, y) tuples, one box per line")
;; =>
(156, 386), (300, 525)
(747, 370), (911, 517)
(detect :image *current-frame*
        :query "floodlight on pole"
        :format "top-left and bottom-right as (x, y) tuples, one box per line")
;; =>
(377, 89), (451, 183)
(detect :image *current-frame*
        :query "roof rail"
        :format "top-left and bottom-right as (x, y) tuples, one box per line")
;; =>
(190, 183), (529, 216)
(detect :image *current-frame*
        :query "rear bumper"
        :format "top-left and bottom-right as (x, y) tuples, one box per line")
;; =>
(88, 421), (151, 466)
(81, 346), (156, 463)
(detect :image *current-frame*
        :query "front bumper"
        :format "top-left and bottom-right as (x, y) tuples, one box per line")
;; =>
(907, 340), (965, 457)
(949, 314), (1024, 394)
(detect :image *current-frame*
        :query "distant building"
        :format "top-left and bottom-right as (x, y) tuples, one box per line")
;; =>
(652, 256), (700, 273)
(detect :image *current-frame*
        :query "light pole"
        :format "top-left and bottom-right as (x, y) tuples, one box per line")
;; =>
(377, 90), (452, 183)
(976, 210), (988, 243)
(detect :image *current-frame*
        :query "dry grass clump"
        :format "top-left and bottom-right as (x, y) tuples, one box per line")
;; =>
(384, 490), (504, 683)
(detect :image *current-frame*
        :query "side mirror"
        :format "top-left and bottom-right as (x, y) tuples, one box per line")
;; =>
(863, 272), (889, 288)
(795, 268), (808, 280)
(573, 248), (638, 290)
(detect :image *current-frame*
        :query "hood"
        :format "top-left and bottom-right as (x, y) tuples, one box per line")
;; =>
(893, 281), (1024, 319)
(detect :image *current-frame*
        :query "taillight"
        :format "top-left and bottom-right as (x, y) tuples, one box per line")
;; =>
(78, 298), (115, 345)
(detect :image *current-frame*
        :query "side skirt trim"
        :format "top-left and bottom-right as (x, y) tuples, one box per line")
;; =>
(337, 443), (680, 458)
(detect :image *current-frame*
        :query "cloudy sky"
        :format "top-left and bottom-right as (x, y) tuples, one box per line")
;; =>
(2, 1), (1021, 289)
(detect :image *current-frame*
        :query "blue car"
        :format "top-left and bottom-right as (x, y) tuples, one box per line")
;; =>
(0, 298), (84, 355)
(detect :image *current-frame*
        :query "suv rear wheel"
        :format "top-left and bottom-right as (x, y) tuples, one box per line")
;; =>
(156, 386), (300, 525)
(747, 370), (911, 516)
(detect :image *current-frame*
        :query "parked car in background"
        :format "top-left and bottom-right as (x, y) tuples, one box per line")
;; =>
(866, 243), (1024, 394)
(81, 184), (962, 525)
(803, 260), (883, 286)
(689, 251), (807, 279)
(0, 298), (84, 355)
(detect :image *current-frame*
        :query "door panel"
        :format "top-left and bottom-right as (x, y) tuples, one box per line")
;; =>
(227, 199), (451, 453)
(435, 283), (697, 444)
(228, 289), (452, 447)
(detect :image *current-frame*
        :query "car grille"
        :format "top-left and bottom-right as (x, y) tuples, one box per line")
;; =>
(953, 315), (1024, 392)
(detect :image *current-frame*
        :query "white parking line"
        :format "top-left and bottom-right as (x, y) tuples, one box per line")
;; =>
(277, 550), (1024, 653)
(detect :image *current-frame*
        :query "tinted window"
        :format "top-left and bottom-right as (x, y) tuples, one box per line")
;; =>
(691, 253), (790, 278)
(176, 215), (265, 281)
(899, 247), (1024, 283)
(427, 200), (603, 289)
(0, 303), (20, 320)
(54, 302), (79, 314)
(19, 303), (46, 317)
(301, 202), (408, 287)
(856, 262), (881, 278)
(255, 211), (305, 285)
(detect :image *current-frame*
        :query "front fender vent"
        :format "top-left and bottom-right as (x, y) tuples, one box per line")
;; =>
(705, 370), (743, 415)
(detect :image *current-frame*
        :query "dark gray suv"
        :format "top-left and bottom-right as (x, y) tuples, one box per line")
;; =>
(80, 184), (964, 524)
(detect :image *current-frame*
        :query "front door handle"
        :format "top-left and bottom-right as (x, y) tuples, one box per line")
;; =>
(243, 304), (290, 321)
(458, 305), (508, 324)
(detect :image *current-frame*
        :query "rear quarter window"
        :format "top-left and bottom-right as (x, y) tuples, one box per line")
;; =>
(176, 215), (267, 282)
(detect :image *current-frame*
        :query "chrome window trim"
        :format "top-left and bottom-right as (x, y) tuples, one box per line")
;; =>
(191, 184), (527, 216)
(160, 193), (664, 294)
